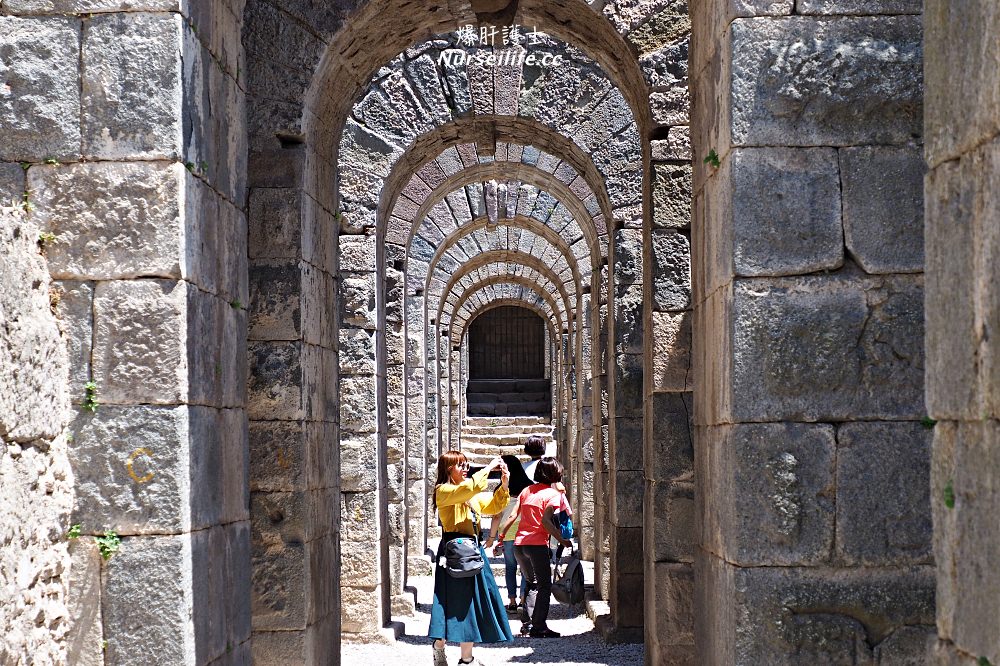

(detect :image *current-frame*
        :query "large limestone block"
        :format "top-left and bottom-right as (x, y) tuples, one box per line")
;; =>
(66, 540), (104, 666)
(649, 392), (693, 481)
(340, 539), (381, 587)
(187, 406), (249, 528)
(647, 479), (695, 563)
(836, 422), (932, 566)
(82, 12), (183, 159)
(731, 148), (842, 276)
(731, 274), (924, 421)
(102, 535), (197, 665)
(0, 163), (25, 205)
(248, 260), (302, 341)
(69, 405), (190, 532)
(797, 0), (921, 14)
(340, 374), (378, 434)
(653, 164), (693, 230)
(610, 470), (644, 528)
(92, 279), (188, 404)
(652, 312), (692, 392)
(941, 421), (1000, 660)
(248, 188), (301, 260)
(249, 420), (334, 493)
(924, 159), (977, 420)
(651, 229), (691, 311)
(251, 540), (307, 631)
(647, 562), (694, 662)
(0, 17), (81, 161)
(924, 0), (1000, 166)
(30, 162), (186, 280)
(701, 423), (835, 565)
(730, 16), (922, 146)
(247, 341), (304, 421)
(698, 556), (935, 665)
(841, 146), (924, 274)
(53, 280), (94, 390)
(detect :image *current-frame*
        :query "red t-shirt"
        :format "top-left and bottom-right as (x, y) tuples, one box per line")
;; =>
(514, 483), (562, 546)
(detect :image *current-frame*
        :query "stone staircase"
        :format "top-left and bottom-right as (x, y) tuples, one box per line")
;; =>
(466, 378), (551, 417)
(461, 415), (554, 467)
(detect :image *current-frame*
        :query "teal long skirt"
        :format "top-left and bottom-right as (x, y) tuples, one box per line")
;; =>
(428, 541), (514, 644)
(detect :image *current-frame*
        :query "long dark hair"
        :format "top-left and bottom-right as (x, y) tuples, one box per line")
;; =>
(533, 457), (563, 485)
(432, 450), (467, 510)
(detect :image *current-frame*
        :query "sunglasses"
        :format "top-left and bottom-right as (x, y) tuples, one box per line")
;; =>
(452, 462), (470, 471)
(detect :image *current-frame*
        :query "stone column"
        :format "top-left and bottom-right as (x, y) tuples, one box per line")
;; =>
(593, 267), (612, 600)
(691, 3), (934, 662)
(644, 82), (696, 663)
(925, 2), (1000, 663)
(338, 223), (387, 642)
(605, 227), (645, 641)
(405, 293), (430, 573)
(385, 255), (409, 617)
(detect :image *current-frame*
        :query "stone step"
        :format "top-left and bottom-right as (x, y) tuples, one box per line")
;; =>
(464, 416), (550, 427)
(462, 433), (549, 445)
(468, 402), (550, 417)
(467, 391), (550, 404)
(463, 424), (553, 435)
(466, 379), (550, 394)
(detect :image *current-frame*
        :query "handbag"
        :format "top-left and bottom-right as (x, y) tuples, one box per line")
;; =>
(552, 545), (584, 605)
(440, 505), (484, 578)
(442, 535), (484, 578)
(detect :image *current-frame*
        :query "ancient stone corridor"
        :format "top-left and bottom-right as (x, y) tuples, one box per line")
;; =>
(1, 0), (998, 664)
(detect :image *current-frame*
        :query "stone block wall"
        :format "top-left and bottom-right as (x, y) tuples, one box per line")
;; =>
(0, 202), (73, 665)
(925, 2), (1000, 664)
(691, 1), (934, 663)
(2, 3), (253, 663)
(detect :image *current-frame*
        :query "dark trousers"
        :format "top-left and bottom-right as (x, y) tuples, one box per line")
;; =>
(514, 544), (553, 630)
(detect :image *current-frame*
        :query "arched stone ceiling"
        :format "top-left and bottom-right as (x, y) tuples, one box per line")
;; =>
(336, 34), (642, 243)
(431, 252), (575, 326)
(420, 216), (587, 299)
(453, 283), (561, 344)
(428, 236), (578, 312)
(444, 272), (566, 332)
(453, 279), (561, 329)
(305, 0), (654, 164)
(393, 153), (605, 262)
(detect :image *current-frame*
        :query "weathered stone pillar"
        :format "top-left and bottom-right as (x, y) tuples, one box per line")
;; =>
(405, 293), (430, 573)
(691, 3), (934, 662)
(338, 223), (387, 642)
(606, 227), (645, 641)
(5, 4), (254, 663)
(925, 2), (1000, 663)
(575, 291), (596, 560)
(593, 269), (612, 600)
(644, 127), (695, 662)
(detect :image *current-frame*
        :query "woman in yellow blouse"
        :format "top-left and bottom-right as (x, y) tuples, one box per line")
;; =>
(430, 451), (514, 666)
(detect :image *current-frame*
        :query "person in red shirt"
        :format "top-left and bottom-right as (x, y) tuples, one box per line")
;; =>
(499, 457), (572, 638)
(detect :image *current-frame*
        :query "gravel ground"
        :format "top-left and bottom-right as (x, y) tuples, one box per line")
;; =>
(342, 559), (643, 666)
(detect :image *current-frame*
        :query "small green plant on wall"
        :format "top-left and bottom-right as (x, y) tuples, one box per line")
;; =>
(95, 531), (121, 560)
(67, 524), (81, 540)
(703, 149), (720, 169)
(83, 381), (99, 412)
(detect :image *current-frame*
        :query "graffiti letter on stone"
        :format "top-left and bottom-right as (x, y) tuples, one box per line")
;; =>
(126, 447), (155, 484)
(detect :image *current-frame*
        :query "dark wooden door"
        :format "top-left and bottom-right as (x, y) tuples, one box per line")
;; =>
(469, 306), (545, 379)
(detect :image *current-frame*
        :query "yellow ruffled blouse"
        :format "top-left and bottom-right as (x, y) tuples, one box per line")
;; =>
(436, 467), (510, 536)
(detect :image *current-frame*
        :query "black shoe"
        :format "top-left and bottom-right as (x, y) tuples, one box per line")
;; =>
(507, 601), (518, 612)
(518, 623), (532, 636)
(528, 628), (560, 638)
